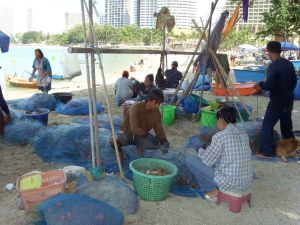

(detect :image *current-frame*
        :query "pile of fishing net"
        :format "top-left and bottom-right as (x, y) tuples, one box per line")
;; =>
(72, 113), (123, 131)
(3, 110), (45, 145)
(55, 98), (104, 116)
(185, 119), (280, 153)
(8, 93), (57, 111)
(34, 125), (118, 172)
(75, 176), (139, 215)
(34, 193), (124, 225)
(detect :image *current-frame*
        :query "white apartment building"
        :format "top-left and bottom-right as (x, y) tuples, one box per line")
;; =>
(0, 5), (13, 35)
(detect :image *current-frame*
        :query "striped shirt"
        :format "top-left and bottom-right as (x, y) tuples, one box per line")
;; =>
(198, 124), (253, 192)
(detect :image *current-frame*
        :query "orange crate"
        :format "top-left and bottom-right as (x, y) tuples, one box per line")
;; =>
(17, 170), (66, 210)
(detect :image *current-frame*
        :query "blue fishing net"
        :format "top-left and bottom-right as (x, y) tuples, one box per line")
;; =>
(34, 124), (117, 171)
(4, 118), (45, 146)
(73, 114), (123, 131)
(8, 93), (57, 111)
(55, 98), (104, 116)
(75, 176), (138, 215)
(37, 194), (124, 225)
(185, 120), (281, 153)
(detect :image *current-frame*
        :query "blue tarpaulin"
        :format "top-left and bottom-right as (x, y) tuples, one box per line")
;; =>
(280, 42), (300, 51)
(0, 31), (10, 53)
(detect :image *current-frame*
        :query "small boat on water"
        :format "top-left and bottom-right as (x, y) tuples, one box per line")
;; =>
(234, 66), (266, 83)
(211, 82), (259, 96)
(6, 77), (37, 89)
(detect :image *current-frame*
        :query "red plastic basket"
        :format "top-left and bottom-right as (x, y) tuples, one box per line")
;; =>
(17, 170), (66, 210)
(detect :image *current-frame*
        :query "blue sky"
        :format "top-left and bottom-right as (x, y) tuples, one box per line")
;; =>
(0, 0), (226, 34)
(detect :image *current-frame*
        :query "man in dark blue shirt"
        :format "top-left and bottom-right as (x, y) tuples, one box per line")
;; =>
(165, 61), (182, 88)
(0, 85), (11, 136)
(254, 41), (297, 156)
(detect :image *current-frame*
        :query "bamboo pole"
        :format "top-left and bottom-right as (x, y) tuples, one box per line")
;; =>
(209, 48), (251, 117)
(83, 0), (124, 178)
(161, 26), (166, 126)
(210, 54), (244, 122)
(89, 0), (101, 167)
(170, 0), (219, 104)
(68, 47), (200, 55)
(198, 2), (214, 115)
(81, 0), (96, 168)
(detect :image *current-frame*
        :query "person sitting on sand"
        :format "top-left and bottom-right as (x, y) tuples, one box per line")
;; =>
(165, 61), (182, 88)
(185, 106), (253, 200)
(111, 89), (169, 157)
(0, 85), (12, 136)
(115, 70), (133, 106)
(138, 74), (156, 100)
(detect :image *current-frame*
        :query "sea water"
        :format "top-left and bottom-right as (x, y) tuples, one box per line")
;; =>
(0, 46), (147, 99)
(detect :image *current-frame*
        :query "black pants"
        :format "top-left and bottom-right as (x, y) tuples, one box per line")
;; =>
(117, 132), (160, 150)
(260, 107), (294, 156)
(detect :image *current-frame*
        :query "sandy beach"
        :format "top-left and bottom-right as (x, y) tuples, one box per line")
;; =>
(0, 80), (299, 225)
(0, 50), (300, 225)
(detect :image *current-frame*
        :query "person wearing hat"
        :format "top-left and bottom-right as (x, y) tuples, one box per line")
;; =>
(115, 70), (133, 106)
(165, 61), (183, 88)
(254, 41), (297, 157)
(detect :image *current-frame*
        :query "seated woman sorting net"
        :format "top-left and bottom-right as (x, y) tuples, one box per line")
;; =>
(185, 106), (253, 200)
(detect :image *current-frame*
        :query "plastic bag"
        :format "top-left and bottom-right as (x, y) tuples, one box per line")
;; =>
(60, 53), (82, 79)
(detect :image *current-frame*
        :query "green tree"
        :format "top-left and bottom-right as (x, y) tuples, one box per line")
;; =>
(222, 28), (256, 49)
(21, 31), (44, 44)
(257, 0), (300, 40)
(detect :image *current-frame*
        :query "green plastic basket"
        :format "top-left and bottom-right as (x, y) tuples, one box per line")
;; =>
(129, 158), (178, 201)
(201, 107), (217, 127)
(159, 105), (176, 126)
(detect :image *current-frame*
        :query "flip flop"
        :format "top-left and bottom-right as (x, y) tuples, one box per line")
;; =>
(204, 194), (217, 202)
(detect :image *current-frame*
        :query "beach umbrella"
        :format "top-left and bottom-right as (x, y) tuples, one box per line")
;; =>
(280, 42), (300, 51)
(238, 44), (258, 52)
(0, 31), (10, 53)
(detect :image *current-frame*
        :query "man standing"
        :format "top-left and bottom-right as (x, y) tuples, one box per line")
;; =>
(0, 85), (11, 136)
(112, 89), (169, 156)
(254, 41), (297, 157)
(165, 61), (182, 88)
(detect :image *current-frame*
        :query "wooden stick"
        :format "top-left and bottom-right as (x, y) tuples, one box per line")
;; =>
(170, 0), (219, 104)
(83, 0), (124, 178)
(209, 48), (251, 117)
(68, 47), (201, 55)
(212, 56), (244, 122)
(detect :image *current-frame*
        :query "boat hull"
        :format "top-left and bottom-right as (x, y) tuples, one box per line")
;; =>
(211, 82), (258, 96)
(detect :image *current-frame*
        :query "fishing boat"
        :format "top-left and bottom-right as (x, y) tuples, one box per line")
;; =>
(234, 66), (266, 83)
(6, 76), (37, 89)
(211, 82), (259, 96)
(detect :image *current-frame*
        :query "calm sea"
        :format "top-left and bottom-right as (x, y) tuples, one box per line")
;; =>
(0, 46), (147, 99)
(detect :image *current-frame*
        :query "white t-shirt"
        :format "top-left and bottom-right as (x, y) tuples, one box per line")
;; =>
(115, 77), (133, 100)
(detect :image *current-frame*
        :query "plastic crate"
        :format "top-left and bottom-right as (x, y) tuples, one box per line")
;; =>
(17, 170), (66, 210)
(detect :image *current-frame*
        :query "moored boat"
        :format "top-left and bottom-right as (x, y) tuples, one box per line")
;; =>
(211, 82), (259, 96)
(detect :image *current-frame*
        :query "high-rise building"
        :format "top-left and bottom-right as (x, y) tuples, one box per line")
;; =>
(139, 0), (156, 28)
(157, 0), (197, 29)
(99, 13), (105, 26)
(105, 0), (131, 27)
(0, 5), (13, 35)
(27, 8), (33, 32)
(225, 0), (272, 31)
(65, 12), (89, 30)
(104, 0), (198, 29)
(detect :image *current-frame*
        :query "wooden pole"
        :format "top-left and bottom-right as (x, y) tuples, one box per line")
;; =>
(170, 0), (219, 104)
(198, 2), (214, 115)
(161, 26), (166, 126)
(83, 0), (124, 178)
(89, 0), (101, 167)
(209, 48), (251, 117)
(68, 47), (200, 55)
(81, 0), (96, 168)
